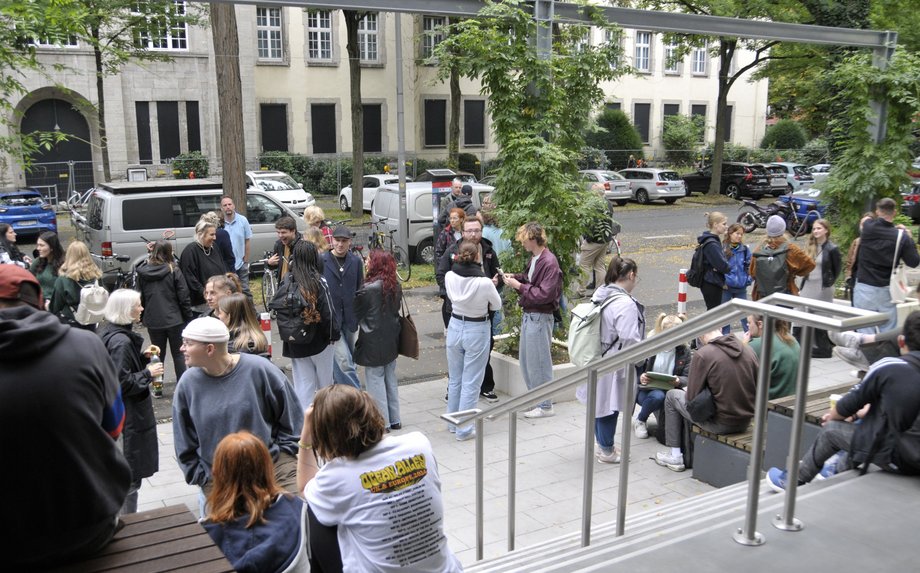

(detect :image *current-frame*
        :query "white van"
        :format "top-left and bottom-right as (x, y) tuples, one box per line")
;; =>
(73, 179), (305, 284)
(371, 181), (491, 263)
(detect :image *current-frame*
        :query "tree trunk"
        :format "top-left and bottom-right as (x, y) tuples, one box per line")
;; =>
(210, 3), (247, 214)
(448, 63), (460, 169)
(707, 38), (736, 196)
(345, 11), (364, 220)
(92, 26), (110, 182)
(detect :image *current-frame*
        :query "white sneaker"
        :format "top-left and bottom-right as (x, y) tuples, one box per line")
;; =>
(833, 346), (870, 370)
(634, 419), (649, 439)
(597, 449), (622, 464)
(523, 406), (555, 419)
(829, 330), (863, 348)
(655, 451), (686, 472)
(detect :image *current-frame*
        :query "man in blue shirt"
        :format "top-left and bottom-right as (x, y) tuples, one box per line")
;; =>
(221, 196), (253, 294)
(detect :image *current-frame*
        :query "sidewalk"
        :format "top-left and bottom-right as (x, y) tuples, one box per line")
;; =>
(138, 354), (858, 567)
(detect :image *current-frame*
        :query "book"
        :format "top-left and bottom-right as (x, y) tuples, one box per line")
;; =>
(641, 371), (677, 391)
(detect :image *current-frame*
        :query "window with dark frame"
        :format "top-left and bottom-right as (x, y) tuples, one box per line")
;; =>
(691, 104), (707, 143)
(135, 102), (152, 164)
(311, 103), (336, 153)
(463, 100), (485, 146)
(633, 102), (651, 144)
(363, 103), (382, 152)
(186, 101), (200, 152)
(156, 101), (180, 161)
(260, 104), (289, 152)
(605, 102), (622, 112)
(662, 103), (680, 133)
(424, 99), (446, 147)
(723, 104), (733, 142)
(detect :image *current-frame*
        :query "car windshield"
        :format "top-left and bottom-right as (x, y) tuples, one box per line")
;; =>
(253, 175), (300, 191)
(601, 172), (625, 181)
(792, 166), (811, 177)
(749, 165), (767, 175)
(767, 166), (784, 175)
(0, 193), (43, 206)
(659, 171), (681, 181)
(793, 187), (822, 198)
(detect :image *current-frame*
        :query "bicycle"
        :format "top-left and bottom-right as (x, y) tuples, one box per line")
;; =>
(367, 218), (411, 282)
(95, 253), (136, 291)
(258, 250), (278, 311)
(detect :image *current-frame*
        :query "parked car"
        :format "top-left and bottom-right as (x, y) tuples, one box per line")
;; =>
(777, 185), (827, 233)
(339, 174), (413, 212)
(753, 163), (789, 197)
(902, 181), (920, 223)
(579, 170), (632, 205)
(414, 170), (479, 184)
(681, 162), (771, 199)
(808, 163), (832, 186)
(771, 162), (814, 193)
(478, 174), (497, 187)
(0, 188), (57, 240)
(71, 179), (305, 286)
(617, 168), (685, 204)
(245, 170), (315, 215)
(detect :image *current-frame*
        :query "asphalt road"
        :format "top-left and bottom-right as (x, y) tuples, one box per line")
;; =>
(30, 194), (772, 421)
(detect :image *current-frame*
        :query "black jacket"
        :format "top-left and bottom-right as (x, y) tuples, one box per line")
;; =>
(819, 240), (843, 289)
(697, 231), (730, 287)
(136, 262), (194, 329)
(269, 233), (303, 278)
(436, 237), (502, 297)
(179, 242), (228, 306)
(322, 250), (364, 333)
(437, 194), (477, 229)
(97, 323), (158, 481)
(216, 228), (236, 272)
(856, 218), (920, 287)
(281, 277), (340, 359)
(354, 280), (402, 367)
(642, 343), (692, 389)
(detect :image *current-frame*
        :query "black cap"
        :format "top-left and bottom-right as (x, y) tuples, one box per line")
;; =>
(461, 184), (473, 195)
(332, 226), (352, 239)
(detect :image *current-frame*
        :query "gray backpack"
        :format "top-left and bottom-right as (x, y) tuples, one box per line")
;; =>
(753, 243), (789, 297)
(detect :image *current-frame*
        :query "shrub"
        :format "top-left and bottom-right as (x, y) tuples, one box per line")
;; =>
(458, 152), (481, 175)
(172, 151), (209, 179)
(662, 115), (703, 166)
(761, 119), (807, 150)
(578, 146), (608, 170)
(584, 108), (644, 169)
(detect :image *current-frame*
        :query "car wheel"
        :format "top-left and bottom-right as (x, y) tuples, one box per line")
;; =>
(636, 189), (650, 205)
(339, 195), (349, 211)
(616, 200), (628, 206)
(416, 237), (435, 264)
(664, 198), (677, 205)
(725, 183), (741, 200)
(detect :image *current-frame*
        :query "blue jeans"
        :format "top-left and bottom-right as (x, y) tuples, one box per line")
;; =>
(491, 308), (504, 337)
(636, 388), (665, 423)
(720, 287), (749, 334)
(365, 360), (399, 427)
(235, 263), (251, 297)
(854, 282), (897, 333)
(332, 328), (361, 388)
(520, 312), (555, 411)
(595, 412), (620, 454)
(446, 318), (491, 438)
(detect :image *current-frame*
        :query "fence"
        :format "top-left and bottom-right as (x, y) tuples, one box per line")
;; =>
(24, 161), (96, 211)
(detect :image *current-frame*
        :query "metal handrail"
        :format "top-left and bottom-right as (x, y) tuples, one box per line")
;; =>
(441, 294), (889, 559)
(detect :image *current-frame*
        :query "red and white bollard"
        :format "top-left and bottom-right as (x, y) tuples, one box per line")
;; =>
(677, 268), (688, 315)
(260, 312), (273, 359)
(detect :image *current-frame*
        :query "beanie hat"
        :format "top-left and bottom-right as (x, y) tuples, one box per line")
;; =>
(766, 215), (786, 237)
(182, 316), (230, 343)
(0, 265), (43, 310)
(461, 184), (473, 196)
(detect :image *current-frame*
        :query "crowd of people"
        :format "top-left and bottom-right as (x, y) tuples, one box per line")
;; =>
(5, 185), (920, 569)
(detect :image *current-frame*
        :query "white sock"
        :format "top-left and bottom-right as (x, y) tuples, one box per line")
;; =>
(671, 447), (682, 458)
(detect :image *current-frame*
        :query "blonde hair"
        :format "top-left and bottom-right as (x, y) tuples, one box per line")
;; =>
(104, 289), (141, 325)
(650, 313), (684, 336)
(219, 294), (268, 354)
(805, 218), (832, 260)
(60, 241), (103, 281)
(304, 227), (329, 252)
(514, 221), (547, 246)
(195, 219), (216, 241)
(303, 205), (326, 227)
(705, 211), (727, 230)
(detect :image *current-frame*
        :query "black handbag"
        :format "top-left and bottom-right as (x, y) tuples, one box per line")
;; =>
(687, 386), (716, 424)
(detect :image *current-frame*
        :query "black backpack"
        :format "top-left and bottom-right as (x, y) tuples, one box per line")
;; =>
(687, 237), (717, 288)
(269, 273), (339, 346)
(752, 243), (789, 297)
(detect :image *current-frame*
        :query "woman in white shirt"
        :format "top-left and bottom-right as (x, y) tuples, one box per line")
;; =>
(444, 241), (502, 441)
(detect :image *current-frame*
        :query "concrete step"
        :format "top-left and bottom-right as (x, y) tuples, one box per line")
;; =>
(467, 471), (864, 572)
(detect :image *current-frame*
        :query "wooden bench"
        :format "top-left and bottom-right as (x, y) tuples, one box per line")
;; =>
(49, 505), (233, 573)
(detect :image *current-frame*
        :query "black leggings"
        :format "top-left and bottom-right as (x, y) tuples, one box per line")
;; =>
(148, 324), (186, 380)
(700, 281), (724, 311)
(308, 505), (343, 573)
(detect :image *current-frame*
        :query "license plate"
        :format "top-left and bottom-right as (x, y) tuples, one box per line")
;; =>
(18, 220), (37, 226)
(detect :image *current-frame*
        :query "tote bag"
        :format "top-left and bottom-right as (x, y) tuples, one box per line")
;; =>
(398, 296), (420, 359)
(890, 229), (910, 304)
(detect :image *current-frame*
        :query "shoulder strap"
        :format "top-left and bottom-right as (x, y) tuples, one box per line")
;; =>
(597, 291), (629, 354)
(893, 229), (904, 268)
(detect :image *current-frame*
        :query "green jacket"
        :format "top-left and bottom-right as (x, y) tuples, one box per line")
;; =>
(29, 259), (58, 305)
(49, 276), (86, 324)
(749, 333), (800, 400)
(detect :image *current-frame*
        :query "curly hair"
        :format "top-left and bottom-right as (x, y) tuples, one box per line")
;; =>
(311, 385), (385, 460)
(365, 249), (399, 303)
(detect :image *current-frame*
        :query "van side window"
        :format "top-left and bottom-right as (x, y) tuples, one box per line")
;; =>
(173, 195), (221, 228)
(122, 197), (175, 230)
(246, 194), (283, 224)
(87, 195), (105, 231)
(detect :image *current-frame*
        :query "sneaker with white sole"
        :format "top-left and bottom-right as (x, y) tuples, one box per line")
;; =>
(523, 406), (555, 419)
(654, 451), (686, 472)
(597, 449), (622, 464)
(828, 330), (863, 349)
(634, 419), (649, 439)
(480, 391), (499, 403)
(833, 346), (870, 370)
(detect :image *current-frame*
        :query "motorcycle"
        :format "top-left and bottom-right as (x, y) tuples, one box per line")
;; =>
(736, 197), (810, 238)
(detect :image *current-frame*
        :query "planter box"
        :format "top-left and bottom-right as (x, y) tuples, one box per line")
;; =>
(490, 351), (578, 402)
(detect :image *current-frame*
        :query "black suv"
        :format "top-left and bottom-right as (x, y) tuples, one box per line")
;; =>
(682, 162), (771, 199)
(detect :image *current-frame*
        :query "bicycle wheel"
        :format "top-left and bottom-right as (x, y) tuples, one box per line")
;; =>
(261, 270), (278, 311)
(393, 245), (411, 282)
(120, 270), (137, 290)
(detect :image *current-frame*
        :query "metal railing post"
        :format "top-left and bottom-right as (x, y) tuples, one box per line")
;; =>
(773, 325), (814, 532)
(616, 365), (637, 537)
(733, 316), (773, 546)
(476, 417), (484, 560)
(508, 413), (517, 551)
(580, 368), (598, 547)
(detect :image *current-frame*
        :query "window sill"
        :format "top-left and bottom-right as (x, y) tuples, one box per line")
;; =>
(257, 59), (290, 67)
(360, 62), (385, 69)
(307, 60), (339, 68)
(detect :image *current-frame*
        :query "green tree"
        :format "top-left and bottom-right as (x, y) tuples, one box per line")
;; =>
(584, 108), (643, 169)
(69, 0), (204, 182)
(662, 114), (704, 166)
(435, 0), (624, 328)
(0, 0), (86, 171)
(760, 119), (807, 149)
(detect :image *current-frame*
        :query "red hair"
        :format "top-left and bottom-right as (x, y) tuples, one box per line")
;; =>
(365, 250), (399, 302)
